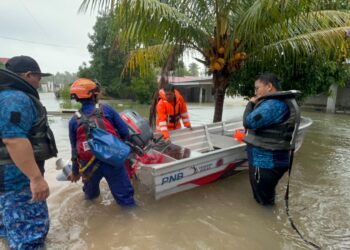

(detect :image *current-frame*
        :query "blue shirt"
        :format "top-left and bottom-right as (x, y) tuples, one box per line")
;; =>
(244, 99), (291, 169)
(0, 89), (37, 192)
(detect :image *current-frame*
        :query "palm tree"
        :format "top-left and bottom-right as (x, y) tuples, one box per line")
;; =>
(79, 0), (350, 122)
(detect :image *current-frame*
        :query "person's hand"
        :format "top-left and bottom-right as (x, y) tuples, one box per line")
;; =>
(249, 96), (259, 104)
(68, 173), (81, 182)
(164, 138), (171, 145)
(30, 176), (50, 201)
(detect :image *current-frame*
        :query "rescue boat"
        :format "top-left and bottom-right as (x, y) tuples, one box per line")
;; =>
(133, 116), (312, 200)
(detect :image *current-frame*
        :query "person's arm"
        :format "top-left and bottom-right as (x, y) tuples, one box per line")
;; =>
(103, 105), (129, 140)
(2, 138), (49, 201)
(244, 99), (289, 129)
(179, 96), (191, 129)
(156, 101), (170, 140)
(243, 101), (255, 128)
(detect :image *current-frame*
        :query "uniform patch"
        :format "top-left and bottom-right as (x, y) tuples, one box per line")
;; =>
(10, 112), (21, 124)
(82, 141), (90, 151)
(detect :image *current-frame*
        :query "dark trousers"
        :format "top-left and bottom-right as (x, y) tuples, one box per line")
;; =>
(82, 162), (135, 207)
(248, 164), (288, 206)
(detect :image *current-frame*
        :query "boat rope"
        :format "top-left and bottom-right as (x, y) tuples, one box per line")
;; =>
(284, 150), (321, 250)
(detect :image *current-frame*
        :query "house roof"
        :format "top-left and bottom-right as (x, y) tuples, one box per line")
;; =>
(0, 57), (9, 64)
(169, 76), (212, 86)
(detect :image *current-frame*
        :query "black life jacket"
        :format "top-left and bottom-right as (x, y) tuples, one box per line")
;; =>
(243, 90), (301, 151)
(0, 69), (58, 165)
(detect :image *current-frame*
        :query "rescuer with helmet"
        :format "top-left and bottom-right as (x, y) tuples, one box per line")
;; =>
(68, 78), (135, 207)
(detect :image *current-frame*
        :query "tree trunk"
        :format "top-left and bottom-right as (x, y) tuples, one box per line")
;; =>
(148, 48), (177, 128)
(213, 72), (229, 122)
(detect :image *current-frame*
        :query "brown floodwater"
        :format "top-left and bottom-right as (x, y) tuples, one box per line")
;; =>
(1, 93), (349, 250)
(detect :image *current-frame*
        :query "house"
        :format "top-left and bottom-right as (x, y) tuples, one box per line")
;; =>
(168, 76), (214, 103)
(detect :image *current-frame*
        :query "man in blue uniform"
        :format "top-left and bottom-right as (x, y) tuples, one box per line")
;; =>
(0, 56), (57, 249)
(68, 78), (135, 207)
(243, 73), (300, 206)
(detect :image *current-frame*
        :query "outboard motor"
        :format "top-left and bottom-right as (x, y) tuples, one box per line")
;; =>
(120, 110), (154, 150)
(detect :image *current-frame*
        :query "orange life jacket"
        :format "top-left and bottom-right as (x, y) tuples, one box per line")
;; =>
(156, 89), (191, 139)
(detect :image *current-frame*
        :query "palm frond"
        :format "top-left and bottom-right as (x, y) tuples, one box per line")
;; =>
(122, 43), (175, 76)
(253, 26), (350, 65)
(79, 0), (115, 13)
(235, 0), (317, 44)
(259, 10), (350, 45)
(116, 0), (206, 46)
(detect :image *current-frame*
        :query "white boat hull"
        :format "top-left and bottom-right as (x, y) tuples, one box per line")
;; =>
(135, 117), (313, 200)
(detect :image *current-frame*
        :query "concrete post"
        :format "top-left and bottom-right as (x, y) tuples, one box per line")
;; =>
(326, 84), (338, 113)
(199, 87), (203, 104)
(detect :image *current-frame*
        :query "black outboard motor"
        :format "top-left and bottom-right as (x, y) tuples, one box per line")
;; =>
(120, 110), (154, 151)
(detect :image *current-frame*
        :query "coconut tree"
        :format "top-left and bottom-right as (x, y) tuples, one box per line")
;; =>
(79, 0), (350, 122)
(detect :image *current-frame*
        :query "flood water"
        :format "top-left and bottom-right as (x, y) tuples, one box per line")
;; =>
(1, 92), (349, 250)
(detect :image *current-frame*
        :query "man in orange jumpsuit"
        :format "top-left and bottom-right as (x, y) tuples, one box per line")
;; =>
(156, 85), (191, 142)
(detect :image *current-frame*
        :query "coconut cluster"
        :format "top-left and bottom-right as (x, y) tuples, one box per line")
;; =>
(205, 37), (246, 73)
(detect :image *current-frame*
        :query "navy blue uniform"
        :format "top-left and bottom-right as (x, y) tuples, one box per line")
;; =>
(69, 101), (135, 207)
(0, 90), (49, 250)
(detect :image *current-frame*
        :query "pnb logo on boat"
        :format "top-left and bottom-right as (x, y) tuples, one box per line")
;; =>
(161, 172), (184, 185)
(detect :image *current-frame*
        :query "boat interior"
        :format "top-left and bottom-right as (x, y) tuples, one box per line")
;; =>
(146, 120), (244, 164)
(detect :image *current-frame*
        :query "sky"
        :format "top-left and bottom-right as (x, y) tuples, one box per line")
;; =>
(0, 0), (98, 74)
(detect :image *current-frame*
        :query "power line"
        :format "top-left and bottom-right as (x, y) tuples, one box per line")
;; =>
(18, 0), (49, 39)
(0, 35), (77, 49)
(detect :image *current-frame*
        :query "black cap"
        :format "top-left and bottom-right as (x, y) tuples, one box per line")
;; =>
(5, 55), (52, 77)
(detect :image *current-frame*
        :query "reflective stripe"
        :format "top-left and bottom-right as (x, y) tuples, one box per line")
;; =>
(182, 119), (190, 123)
(159, 121), (167, 126)
(181, 112), (188, 117)
(160, 127), (168, 131)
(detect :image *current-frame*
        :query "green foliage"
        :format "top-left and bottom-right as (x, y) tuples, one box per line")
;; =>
(58, 84), (71, 100)
(0, 61), (4, 69)
(172, 60), (189, 76)
(227, 55), (350, 100)
(130, 72), (157, 104)
(104, 79), (129, 99)
(78, 12), (157, 102)
(320, 0), (350, 10)
(78, 13), (129, 89)
(58, 85), (81, 109)
(188, 63), (199, 76)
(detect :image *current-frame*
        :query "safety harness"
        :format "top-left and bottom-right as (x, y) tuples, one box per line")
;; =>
(74, 104), (118, 181)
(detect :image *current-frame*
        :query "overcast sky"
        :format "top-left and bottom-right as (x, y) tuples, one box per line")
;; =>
(0, 0), (97, 74)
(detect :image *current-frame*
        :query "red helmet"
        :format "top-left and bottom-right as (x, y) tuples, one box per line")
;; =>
(70, 78), (100, 99)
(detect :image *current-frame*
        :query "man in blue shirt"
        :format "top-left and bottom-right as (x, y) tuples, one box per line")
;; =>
(68, 78), (135, 207)
(0, 56), (57, 249)
(243, 73), (300, 206)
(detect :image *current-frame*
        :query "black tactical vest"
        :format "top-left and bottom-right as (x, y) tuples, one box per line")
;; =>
(0, 69), (58, 165)
(243, 90), (301, 151)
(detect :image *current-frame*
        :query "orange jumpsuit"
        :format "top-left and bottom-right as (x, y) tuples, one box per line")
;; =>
(156, 89), (191, 139)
